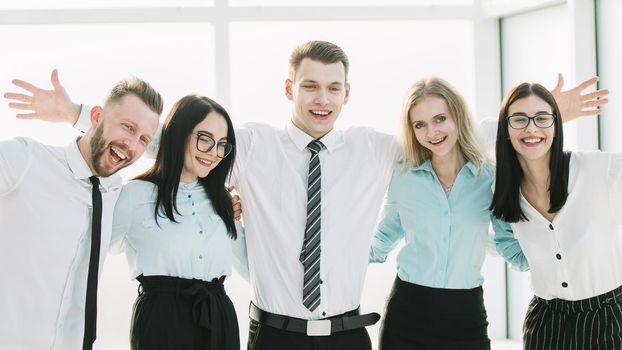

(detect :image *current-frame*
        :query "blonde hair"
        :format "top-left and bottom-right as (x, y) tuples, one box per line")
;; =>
(400, 77), (487, 170)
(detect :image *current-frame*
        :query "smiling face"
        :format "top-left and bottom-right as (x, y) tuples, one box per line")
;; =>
(180, 111), (229, 183)
(89, 94), (160, 177)
(286, 58), (350, 139)
(507, 94), (556, 163)
(409, 95), (459, 160)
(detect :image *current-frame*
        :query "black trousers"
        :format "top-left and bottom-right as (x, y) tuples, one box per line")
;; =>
(130, 275), (240, 350)
(379, 277), (490, 350)
(247, 310), (372, 350)
(523, 285), (622, 350)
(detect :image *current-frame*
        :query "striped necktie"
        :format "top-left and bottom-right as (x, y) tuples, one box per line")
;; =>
(300, 139), (324, 312)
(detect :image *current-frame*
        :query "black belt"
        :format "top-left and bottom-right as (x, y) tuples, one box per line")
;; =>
(249, 302), (380, 336)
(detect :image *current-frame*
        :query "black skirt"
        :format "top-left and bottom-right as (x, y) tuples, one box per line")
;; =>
(130, 275), (240, 350)
(379, 276), (490, 350)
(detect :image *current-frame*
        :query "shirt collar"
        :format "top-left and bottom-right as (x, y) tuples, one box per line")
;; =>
(65, 138), (120, 191)
(286, 120), (339, 153)
(412, 159), (478, 177)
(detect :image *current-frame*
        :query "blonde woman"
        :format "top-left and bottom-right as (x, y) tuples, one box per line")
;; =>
(370, 77), (508, 350)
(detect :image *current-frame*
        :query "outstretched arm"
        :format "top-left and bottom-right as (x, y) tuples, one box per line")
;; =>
(4, 69), (81, 124)
(551, 74), (609, 122)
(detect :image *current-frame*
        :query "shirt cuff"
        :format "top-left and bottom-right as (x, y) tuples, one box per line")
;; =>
(74, 104), (92, 133)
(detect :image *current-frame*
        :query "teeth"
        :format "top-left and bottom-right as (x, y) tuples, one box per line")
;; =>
(196, 157), (212, 167)
(523, 138), (542, 144)
(429, 136), (446, 145)
(311, 110), (330, 116)
(110, 146), (127, 160)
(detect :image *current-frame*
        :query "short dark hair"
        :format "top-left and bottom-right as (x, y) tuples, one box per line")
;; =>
(136, 95), (237, 238)
(289, 40), (349, 81)
(490, 82), (570, 222)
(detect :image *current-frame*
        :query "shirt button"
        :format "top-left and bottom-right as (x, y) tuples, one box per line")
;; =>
(549, 224), (554, 230)
(322, 312), (326, 317)
(192, 212), (196, 216)
(199, 255), (203, 259)
(192, 202), (195, 206)
(556, 254), (562, 260)
(562, 282), (568, 288)
(188, 194), (192, 198)
(199, 230), (203, 234)
(319, 279), (323, 284)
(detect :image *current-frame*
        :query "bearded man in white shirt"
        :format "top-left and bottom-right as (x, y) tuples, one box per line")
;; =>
(4, 41), (608, 350)
(0, 73), (162, 350)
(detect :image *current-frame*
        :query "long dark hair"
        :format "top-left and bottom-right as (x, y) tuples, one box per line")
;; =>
(136, 95), (237, 239)
(490, 83), (569, 222)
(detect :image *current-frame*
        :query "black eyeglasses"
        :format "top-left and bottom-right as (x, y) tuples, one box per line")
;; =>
(507, 113), (556, 129)
(192, 132), (234, 158)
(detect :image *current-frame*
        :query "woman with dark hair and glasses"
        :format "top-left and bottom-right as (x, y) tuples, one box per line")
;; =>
(110, 95), (244, 350)
(491, 83), (622, 349)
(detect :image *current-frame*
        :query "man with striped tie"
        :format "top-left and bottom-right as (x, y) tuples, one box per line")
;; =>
(239, 40), (398, 350)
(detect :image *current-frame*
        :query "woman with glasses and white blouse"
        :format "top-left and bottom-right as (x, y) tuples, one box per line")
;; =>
(491, 83), (622, 349)
(111, 95), (245, 350)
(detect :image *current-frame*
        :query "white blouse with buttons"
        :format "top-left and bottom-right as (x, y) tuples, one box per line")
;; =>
(111, 179), (242, 281)
(509, 151), (622, 301)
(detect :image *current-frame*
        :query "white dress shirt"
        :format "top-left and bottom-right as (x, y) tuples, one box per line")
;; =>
(0, 137), (121, 350)
(231, 122), (400, 320)
(505, 151), (622, 301)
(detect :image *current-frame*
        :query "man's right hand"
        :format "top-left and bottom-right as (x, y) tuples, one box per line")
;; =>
(3, 69), (81, 125)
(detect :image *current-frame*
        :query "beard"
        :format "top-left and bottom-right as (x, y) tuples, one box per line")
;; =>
(89, 122), (131, 177)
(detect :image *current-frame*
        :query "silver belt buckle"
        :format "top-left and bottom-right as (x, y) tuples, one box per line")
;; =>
(306, 319), (331, 336)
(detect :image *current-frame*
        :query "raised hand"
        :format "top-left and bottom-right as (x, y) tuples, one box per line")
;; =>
(551, 74), (609, 123)
(3, 69), (81, 124)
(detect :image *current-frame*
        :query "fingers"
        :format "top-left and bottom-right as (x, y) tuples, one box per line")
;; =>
(11, 79), (39, 94)
(51, 69), (62, 91)
(3, 92), (33, 103)
(16, 113), (38, 119)
(582, 89), (609, 101)
(8, 102), (34, 111)
(576, 76), (600, 92)
(552, 73), (564, 93)
(582, 98), (608, 108)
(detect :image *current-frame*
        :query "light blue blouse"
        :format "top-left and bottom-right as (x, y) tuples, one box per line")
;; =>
(370, 160), (513, 289)
(111, 180), (248, 282)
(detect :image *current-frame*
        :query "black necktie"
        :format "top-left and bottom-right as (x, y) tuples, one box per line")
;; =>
(300, 140), (323, 311)
(83, 176), (102, 350)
